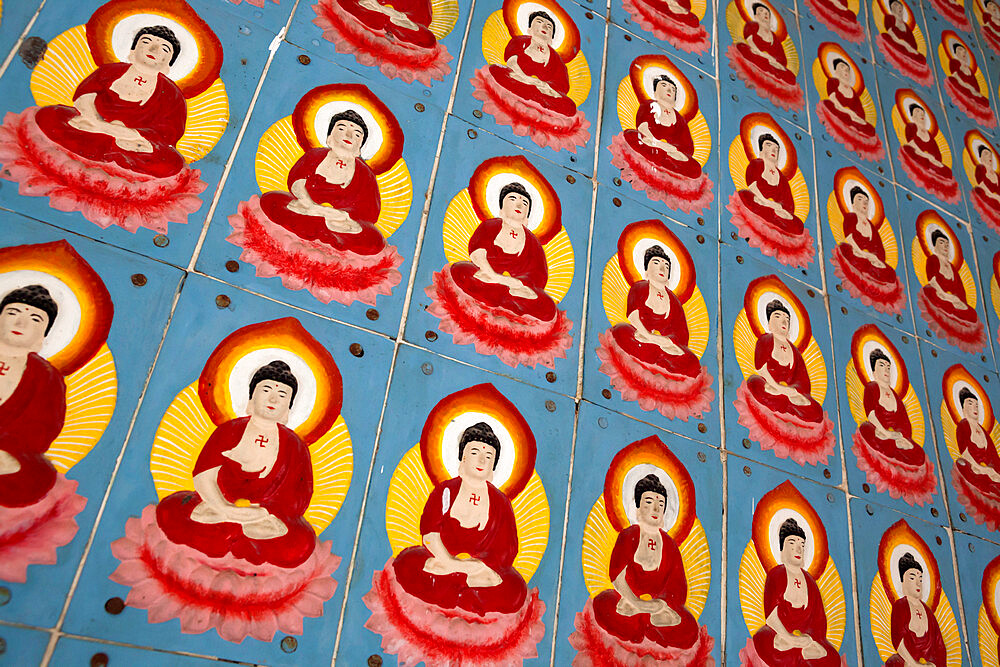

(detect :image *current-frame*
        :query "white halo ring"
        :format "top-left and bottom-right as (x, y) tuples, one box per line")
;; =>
(741, 0), (779, 31)
(110, 13), (200, 83)
(756, 291), (800, 343)
(842, 178), (877, 219)
(971, 138), (998, 171)
(889, 543), (931, 602)
(228, 348), (318, 430)
(860, 340), (900, 386)
(631, 238), (681, 291)
(484, 173), (545, 230)
(312, 100), (384, 161)
(748, 125), (789, 171)
(620, 463), (679, 530)
(0, 269), (83, 361)
(440, 411), (517, 489)
(515, 3), (567, 50)
(767, 508), (816, 572)
(642, 66), (688, 112)
(923, 222), (957, 262)
(952, 379), (987, 426)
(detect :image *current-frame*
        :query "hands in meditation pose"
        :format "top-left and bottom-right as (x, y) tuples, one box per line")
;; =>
(950, 389), (1000, 529)
(897, 105), (960, 203)
(885, 554), (947, 667)
(878, 0), (933, 85)
(943, 43), (995, 127)
(815, 59), (885, 160)
(916, 231), (985, 352)
(620, 0), (710, 53)
(726, 3), (805, 111)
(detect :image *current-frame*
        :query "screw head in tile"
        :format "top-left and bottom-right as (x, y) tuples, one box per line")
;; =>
(613, 178), (622, 186)
(545, 400), (556, 412)
(697, 451), (706, 462)
(421, 362), (433, 375)
(545, 372), (556, 383)
(823, 468), (831, 479)
(425, 330), (438, 342)
(612, 197), (622, 207)
(215, 294), (231, 309)
(130, 273), (147, 287)
(566, 175), (575, 184)
(415, 103), (425, 112)
(960, 512), (967, 522)
(281, 637), (298, 653)
(366, 308), (379, 321)
(298, 54), (311, 65)
(472, 109), (482, 118)
(863, 483), (870, 493)
(153, 234), (169, 247)
(90, 653), (109, 667)
(697, 423), (706, 433)
(743, 465), (752, 476)
(865, 504), (873, 516)
(225, 260), (240, 273)
(742, 438), (751, 449)
(368, 656), (384, 667)
(0, 588), (9, 606)
(935, 535), (942, 545)
(467, 129), (477, 139)
(598, 417), (608, 428)
(601, 388), (612, 399)
(104, 597), (125, 614)
(350, 343), (365, 358)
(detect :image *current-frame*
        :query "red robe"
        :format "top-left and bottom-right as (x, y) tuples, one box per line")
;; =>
(610, 281), (703, 379)
(622, 103), (702, 180)
(837, 214), (897, 284)
(155, 417), (317, 569)
(745, 334), (826, 424)
(976, 164), (1000, 199)
(821, 80), (878, 141)
(884, 15), (920, 52)
(737, 23), (798, 86)
(592, 525), (701, 649)
(947, 60), (986, 102)
(486, 36), (577, 117)
(750, 565), (842, 666)
(0, 353), (66, 508)
(334, 0), (437, 48)
(857, 382), (926, 467)
(259, 147), (387, 256)
(391, 477), (528, 616)
(885, 597), (947, 667)
(954, 418), (1000, 496)
(737, 159), (805, 236)
(901, 123), (956, 185)
(34, 62), (187, 178)
(921, 254), (979, 326)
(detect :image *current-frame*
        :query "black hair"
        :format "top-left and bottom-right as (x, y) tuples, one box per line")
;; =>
(528, 10), (557, 38)
(832, 57), (848, 70)
(978, 144), (995, 158)
(634, 473), (669, 508)
(898, 551), (923, 580)
(499, 182), (533, 215)
(131, 26), (181, 66)
(758, 132), (779, 152)
(766, 298), (790, 321)
(249, 360), (298, 407)
(751, 2), (771, 15)
(458, 422), (502, 469)
(870, 348), (891, 371)
(643, 245), (672, 275)
(327, 110), (369, 148)
(952, 41), (968, 55)
(889, 0), (904, 8)
(959, 387), (978, 408)
(1, 285), (57, 335)
(849, 186), (869, 204)
(653, 75), (678, 94)
(779, 517), (807, 550)
(931, 230), (948, 246)
(908, 102), (925, 116)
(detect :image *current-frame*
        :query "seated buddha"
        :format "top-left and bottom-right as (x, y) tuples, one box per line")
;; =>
(621, 0), (710, 53)
(471, 10), (590, 151)
(971, 145), (1000, 231)
(735, 300), (834, 465)
(877, 0), (933, 85)
(982, 0), (1000, 55)
(803, 0), (865, 43)
(727, 133), (814, 268)
(596, 245), (714, 420)
(608, 75), (714, 213)
(898, 105), (960, 203)
(951, 388), (1000, 528)
(231, 109), (402, 306)
(851, 350), (936, 504)
(917, 231), (985, 352)
(885, 554), (947, 667)
(829, 187), (905, 313)
(741, 518), (843, 667)
(815, 59), (885, 161)
(726, 2), (805, 111)
(426, 182), (572, 369)
(943, 42), (995, 126)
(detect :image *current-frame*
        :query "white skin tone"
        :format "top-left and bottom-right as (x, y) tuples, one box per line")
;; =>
(755, 309), (811, 406)
(0, 302), (49, 475)
(905, 108), (945, 168)
(189, 379), (294, 540)
(287, 119), (366, 235)
(612, 491), (684, 627)
(357, 0), (420, 30)
(766, 535), (828, 660)
(748, 140), (794, 220)
(745, 6), (786, 71)
(422, 441), (505, 588)
(637, 81), (690, 163)
(470, 191), (538, 300)
(959, 397), (1000, 482)
(887, 3), (920, 55)
(69, 33), (175, 153)
(830, 62), (868, 125)
(867, 358), (914, 449)
(927, 237), (968, 309)
(896, 568), (936, 667)
(505, 17), (561, 98)
(629, 256), (684, 356)
(843, 193), (886, 269)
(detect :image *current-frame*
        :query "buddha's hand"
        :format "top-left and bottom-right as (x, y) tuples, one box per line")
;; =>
(773, 633), (811, 651)
(774, 204), (794, 220)
(115, 135), (154, 153)
(893, 433), (914, 449)
(657, 338), (683, 355)
(323, 211), (363, 234)
(649, 603), (682, 627)
(665, 0), (685, 13)
(801, 639), (827, 660)
(465, 563), (503, 588)
(508, 283), (538, 300)
(615, 597), (642, 616)
(786, 389), (810, 406)
(286, 198), (314, 216)
(0, 450), (21, 475)
(68, 114), (104, 133)
(384, 6), (418, 29)
(242, 513), (289, 540)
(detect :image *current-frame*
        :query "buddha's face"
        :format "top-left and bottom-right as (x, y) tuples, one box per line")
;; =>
(636, 491), (666, 530)
(901, 567), (923, 599)
(528, 16), (555, 44)
(933, 236), (951, 259)
(458, 441), (497, 483)
(0, 302), (48, 352)
(851, 193), (870, 218)
(780, 535), (806, 567)
(654, 81), (677, 109)
(874, 358), (892, 385)
(833, 61), (853, 84)
(761, 140), (780, 166)
(768, 309), (790, 338)
(982, 149), (997, 171)
(963, 396), (981, 422)
(645, 256), (671, 287)
(988, 1), (1000, 20)
(327, 120), (365, 157)
(129, 33), (174, 73)
(501, 191), (531, 223)
(890, 1), (907, 22)
(954, 45), (971, 67)
(754, 5), (772, 27)
(248, 380), (293, 423)
(911, 107), (928, 129)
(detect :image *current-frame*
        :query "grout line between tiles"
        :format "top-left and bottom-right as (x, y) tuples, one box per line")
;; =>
(0, 0), (48, 81)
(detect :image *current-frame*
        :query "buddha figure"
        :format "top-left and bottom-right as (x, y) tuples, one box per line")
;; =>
(608, 74), (714, 214)
(942, 41), (995, 127)
(950, 388), (1000, 529)
(726, 2), (805, 111)
(735, 300), (835, 465)
(980, 0), (1000, 55)
(727, 133), (814, 268)
(851, 349), (937, 504)
(620, 0), (710, 53)
(970, 144), (1000, 232)
(740, 519), (844, 667)
(829, 187), (905, 314)
(815, 57), (885, 161)
(897, 104), (960, 204)
(803, 0), (865, 43)
(877, 0), (933, 85)
(885, 554), (948, 666)
(917, 230), (985, 352)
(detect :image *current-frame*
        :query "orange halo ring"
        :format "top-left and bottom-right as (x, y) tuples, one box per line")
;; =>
(736, 0), (788, 39)
(751, 480), (830, 579)
(629, 54), (699, 120)
(744, 274), (813, 350)
(602, 436), (696, 541)
(941, 31), (975, 68)
(851, 323), (909, 395)
(942, 363), (995, 431)
(916, 209), (964, 267)
(966, 130), (999, 173)
(876, 0), (915, 28)
(834, 166), (884, 226)
(502, 0), (580, 61)
(87, 0), (223, 98)
(468, 155), (562, 245)
(983, 554), (1000, 633)
(740, 112), (798, 178)
(616, 220), (696, 302)
(818, 42), (864, 95)
(877, 519), (941, 609)
(895, 89), (939, 136)
(420, 383), (537, 500)
(0, 240), (113, 376)
(197, 318), (343, 445)
(292, 84), (404, 175)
